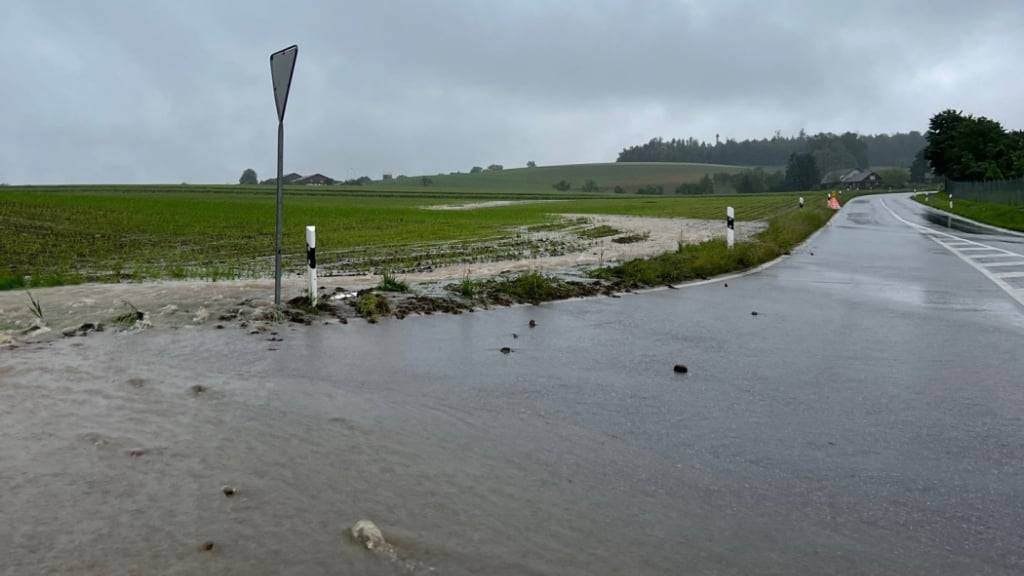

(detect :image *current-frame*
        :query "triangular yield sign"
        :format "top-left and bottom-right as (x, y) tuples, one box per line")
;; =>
(270, 45), (297, 122)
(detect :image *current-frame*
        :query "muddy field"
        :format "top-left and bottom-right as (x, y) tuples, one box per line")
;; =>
(0, 213), (764, 342)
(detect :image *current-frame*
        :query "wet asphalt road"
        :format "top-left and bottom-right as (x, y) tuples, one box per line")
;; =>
(2, 193), (1023, 575)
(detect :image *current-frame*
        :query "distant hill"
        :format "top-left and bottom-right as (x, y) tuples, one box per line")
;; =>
(373, 162), (750, 194)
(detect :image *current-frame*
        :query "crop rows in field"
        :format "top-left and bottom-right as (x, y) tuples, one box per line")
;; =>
(0, 186), (806, 283)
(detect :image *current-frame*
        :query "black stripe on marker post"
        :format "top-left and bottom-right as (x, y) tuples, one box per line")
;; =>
(307, 245), (316, 269)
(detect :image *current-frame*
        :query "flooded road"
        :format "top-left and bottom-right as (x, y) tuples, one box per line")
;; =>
(3, 194), (1024, 575)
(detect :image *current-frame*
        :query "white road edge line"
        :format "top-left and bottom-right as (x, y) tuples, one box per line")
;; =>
(981, 261), (1024, 268)
(880, 198), (1024, 308)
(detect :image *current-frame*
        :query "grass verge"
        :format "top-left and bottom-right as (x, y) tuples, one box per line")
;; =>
(355, 292), (391, 323)
(913, 193), (1024, 232)
(377, 272), (409, 292)
(0, 272), (83, 292)
(592, 202), (833, 288)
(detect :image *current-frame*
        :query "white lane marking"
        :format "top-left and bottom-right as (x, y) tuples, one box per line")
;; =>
(994, 271), (1024, 279)
(971, 255), (1023, 262)
(958, 247), (1004, 252)
(880, 198), (1024, 307)
(982, 261), (1024, 268)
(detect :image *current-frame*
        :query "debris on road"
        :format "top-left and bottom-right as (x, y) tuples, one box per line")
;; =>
(221, 485), (237, 497)
(351, 520), (386, 551)
(61, 322), (103, 337)
(190, 384), (207, 396)
(192, 307), (209, 324)
(751, 311), (759, 316)
(528, 319), (537, 328)
(199, 541), (215, 552)
(673, 364), (688, 374)
(500, 346), (512, 354)
(21, 318), (50, 338)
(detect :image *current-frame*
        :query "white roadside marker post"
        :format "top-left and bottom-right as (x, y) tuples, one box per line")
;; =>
(949, 193), (953, 210)
(799, 196), (805, 208)
(726, 206), (735, 249)
(306, 226), (317, 306)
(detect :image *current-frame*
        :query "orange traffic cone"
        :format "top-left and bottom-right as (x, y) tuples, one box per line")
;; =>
(828, 192), (840, 210)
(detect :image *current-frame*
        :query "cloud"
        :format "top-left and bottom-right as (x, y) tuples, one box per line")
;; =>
(2, 0), (1022, 184)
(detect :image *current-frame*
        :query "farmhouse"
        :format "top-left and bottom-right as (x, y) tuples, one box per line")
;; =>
(820, 169), (849, 187)
(820, 168), (882, 190)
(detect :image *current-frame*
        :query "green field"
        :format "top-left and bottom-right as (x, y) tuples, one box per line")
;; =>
(374, 162), (749, 193)
(1, 185), (807, 286)
(913, 193), (1024, 232)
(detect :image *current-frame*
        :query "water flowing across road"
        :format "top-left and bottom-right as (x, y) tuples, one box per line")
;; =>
(2, 194), (1023, 575)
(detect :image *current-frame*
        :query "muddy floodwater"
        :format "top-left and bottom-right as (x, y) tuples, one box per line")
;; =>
(0, 212), (765, 333)
(3, 194), (1024, 575)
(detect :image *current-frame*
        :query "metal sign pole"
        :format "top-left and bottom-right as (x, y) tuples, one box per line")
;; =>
(275, 120), (284, 306)
(269, 44), (297, 307)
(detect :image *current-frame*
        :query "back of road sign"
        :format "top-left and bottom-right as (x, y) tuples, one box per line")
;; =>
(270, 45), (298, 122)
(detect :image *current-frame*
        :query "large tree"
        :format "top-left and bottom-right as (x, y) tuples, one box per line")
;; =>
(839, 132), (869, 168)
(810, 138), (858, 175)
(239, 168), (258, 185)
(924, 109), (1021, 181)
(783, 153), (820, 191)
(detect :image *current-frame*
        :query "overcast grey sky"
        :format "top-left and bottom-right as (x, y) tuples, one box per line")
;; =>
(2, 0), (1022, 184)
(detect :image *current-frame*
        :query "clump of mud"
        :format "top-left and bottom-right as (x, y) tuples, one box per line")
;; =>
(112, 302), (150, 332)
(62, 322), (104, 338)
(218, 298), (280, 323)
(444, 272), (607, 306)
(392, 295), (471, 319)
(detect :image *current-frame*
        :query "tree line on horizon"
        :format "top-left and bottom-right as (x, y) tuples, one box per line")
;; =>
(616, 131), (926, 173)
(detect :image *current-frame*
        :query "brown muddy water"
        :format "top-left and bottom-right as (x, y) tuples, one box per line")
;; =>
(3, 196), (1024, 575)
